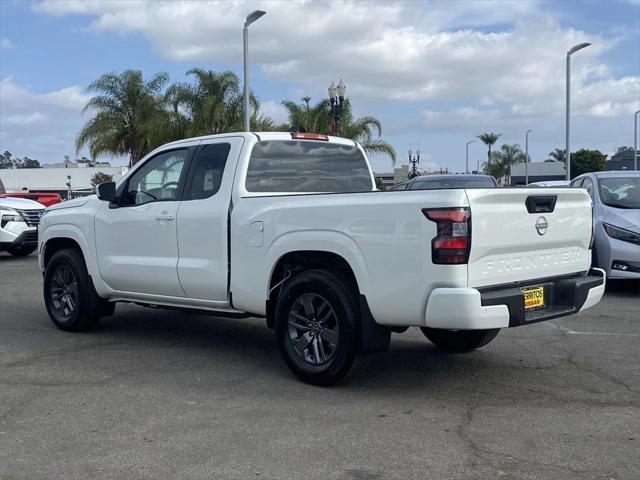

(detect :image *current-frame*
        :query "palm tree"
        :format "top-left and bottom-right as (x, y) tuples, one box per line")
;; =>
(168, 68), (260, 136)
(491, 143), (527, 185)
(482, 159), (507, 183)
(477, 132), (502, 168)
(76, 70), (169, 166)
(282, 97), (397, 164)
(548, 148), (566, 164)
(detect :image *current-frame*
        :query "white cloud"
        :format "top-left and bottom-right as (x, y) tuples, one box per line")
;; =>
(0, 78), (92, 163)
(0, 38), (15, 49)
(5, 112), (47, 125)
(259, 100), (288, 125)
(32, 1), (635, 113)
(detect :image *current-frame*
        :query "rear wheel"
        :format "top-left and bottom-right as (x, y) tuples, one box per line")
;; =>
(420, 327), (500, 353)
(275, 269), (369, 386)
(6, 244), (37, 256)
(43, 248), (111, 331)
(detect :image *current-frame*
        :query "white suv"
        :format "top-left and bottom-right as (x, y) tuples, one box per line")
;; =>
(0, 197), (45, 256)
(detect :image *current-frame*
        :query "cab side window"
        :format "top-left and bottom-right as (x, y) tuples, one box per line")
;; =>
(184, 143), (231, 200)
(125, 149), (188, 205)
(570, 178), (583, 188)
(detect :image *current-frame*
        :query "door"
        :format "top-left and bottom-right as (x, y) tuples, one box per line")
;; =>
(176, 137), (244, 301)
(95, 148), (190, 297)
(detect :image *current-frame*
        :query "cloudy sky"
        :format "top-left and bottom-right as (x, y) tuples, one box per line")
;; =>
(0, 0), (639, 173)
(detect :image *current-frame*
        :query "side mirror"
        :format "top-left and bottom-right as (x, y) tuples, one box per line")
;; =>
(96, 182), (117, 203)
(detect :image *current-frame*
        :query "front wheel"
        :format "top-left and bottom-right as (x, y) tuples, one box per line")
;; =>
(43, 248), (111, 331)
(274, 269), (369, 386)
(420, 327), (500, 353)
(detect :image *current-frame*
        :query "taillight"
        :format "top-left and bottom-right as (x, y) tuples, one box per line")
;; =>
(422, 207), (471, 264)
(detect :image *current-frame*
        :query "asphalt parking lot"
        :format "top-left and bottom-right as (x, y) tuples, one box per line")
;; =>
(0, 253), (639, 480)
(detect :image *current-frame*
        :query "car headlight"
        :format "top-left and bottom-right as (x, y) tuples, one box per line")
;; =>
(0, 208), (24, 228)
(603, 223), (640, 246)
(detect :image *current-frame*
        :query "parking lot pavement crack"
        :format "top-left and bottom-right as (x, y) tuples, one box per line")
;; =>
(567, 353), (639, 394)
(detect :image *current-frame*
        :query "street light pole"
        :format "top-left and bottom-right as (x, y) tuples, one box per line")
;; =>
(635, 110), (640, 171)
(525, 129), (532, 185)
(465, 140), (476, 174)
(565, 42), (591, 180)
(243, 10), (266, 132)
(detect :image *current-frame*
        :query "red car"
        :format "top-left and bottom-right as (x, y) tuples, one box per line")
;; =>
(0, 178), (62, 207)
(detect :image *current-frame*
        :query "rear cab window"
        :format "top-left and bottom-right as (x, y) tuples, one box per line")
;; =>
(245, 140), (374, 194)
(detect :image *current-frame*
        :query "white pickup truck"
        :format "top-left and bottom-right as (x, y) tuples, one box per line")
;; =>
(39, 132), (605, 385)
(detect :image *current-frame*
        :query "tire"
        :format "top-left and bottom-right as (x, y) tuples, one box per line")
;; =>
(274, 269), (369, 386)
(43, 248), (110, 331)
(420, 327), (500, 353)
(6, 244), (37, 256)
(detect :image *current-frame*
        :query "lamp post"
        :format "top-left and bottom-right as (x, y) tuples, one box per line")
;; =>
(634, 110), (640, 171)
(465, 140), (476, 174)
(565, 42), (591, 180)
(525, 129), (532, 185)
(408, 149), (420, 179)
(328, 79), (346, 135)
(243, 10), (266, 132)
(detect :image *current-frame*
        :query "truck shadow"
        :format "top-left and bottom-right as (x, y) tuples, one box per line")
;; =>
(87, 305), (520, 394)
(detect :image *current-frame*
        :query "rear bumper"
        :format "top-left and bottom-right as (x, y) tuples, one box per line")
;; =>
(424, 268), (606, 330)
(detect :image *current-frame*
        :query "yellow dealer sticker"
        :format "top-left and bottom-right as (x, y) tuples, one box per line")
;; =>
(522, 286), (545, 309)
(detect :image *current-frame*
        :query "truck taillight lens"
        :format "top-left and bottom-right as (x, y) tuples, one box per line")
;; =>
(422, 207), (471, 264)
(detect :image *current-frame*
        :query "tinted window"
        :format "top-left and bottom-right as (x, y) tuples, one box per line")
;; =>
(126, 149), (187, 205)
(185, 143), (230, 200)
(409, 176), (496, 190)
(598, 177), (640, 209)
(246, 141), (373, 193)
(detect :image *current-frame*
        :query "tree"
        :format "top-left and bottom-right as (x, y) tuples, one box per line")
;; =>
(547, 148), (566, 164)
(477, 132), (502, 168)
(491, 144), (527, 185)
(0, 151), (13, 169)
(0, 151), (41, 168)
(570, 149), (606, 179)
(15, 157), (41, 168)
(282, 97), (396, 164)
(482, 159), (506, 183)
(167, 68), (258, 136)
(76, 70), (170, 167)
(90, 172), (114, 187)
(614, 146), (634, 156)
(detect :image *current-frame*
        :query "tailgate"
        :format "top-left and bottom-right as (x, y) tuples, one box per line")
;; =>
(466, 188), (592, 288)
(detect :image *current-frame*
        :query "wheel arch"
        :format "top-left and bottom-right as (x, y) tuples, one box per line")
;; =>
(39, 224), (109, 296)
(265, 249), (390, 354)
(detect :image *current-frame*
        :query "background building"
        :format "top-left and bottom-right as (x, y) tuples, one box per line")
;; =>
(0, 166), (128, 198)
(510, 162), (566, 186)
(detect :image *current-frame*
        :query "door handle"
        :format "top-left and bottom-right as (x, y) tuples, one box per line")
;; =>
(155, 214), (175, 221)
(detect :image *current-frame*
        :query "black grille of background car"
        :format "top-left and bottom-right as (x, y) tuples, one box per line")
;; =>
(16, 209), (43, 227)
(22, 231), (38, 245)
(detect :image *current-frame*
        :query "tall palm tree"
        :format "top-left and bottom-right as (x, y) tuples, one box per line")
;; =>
(168, 68), (260, 136)
(282, 97), (397, 164)
(491, 143), (527, 185)
(478, 132), (502, 167)
(548, 148), (566, 164)
(76, 70), (169, 166)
